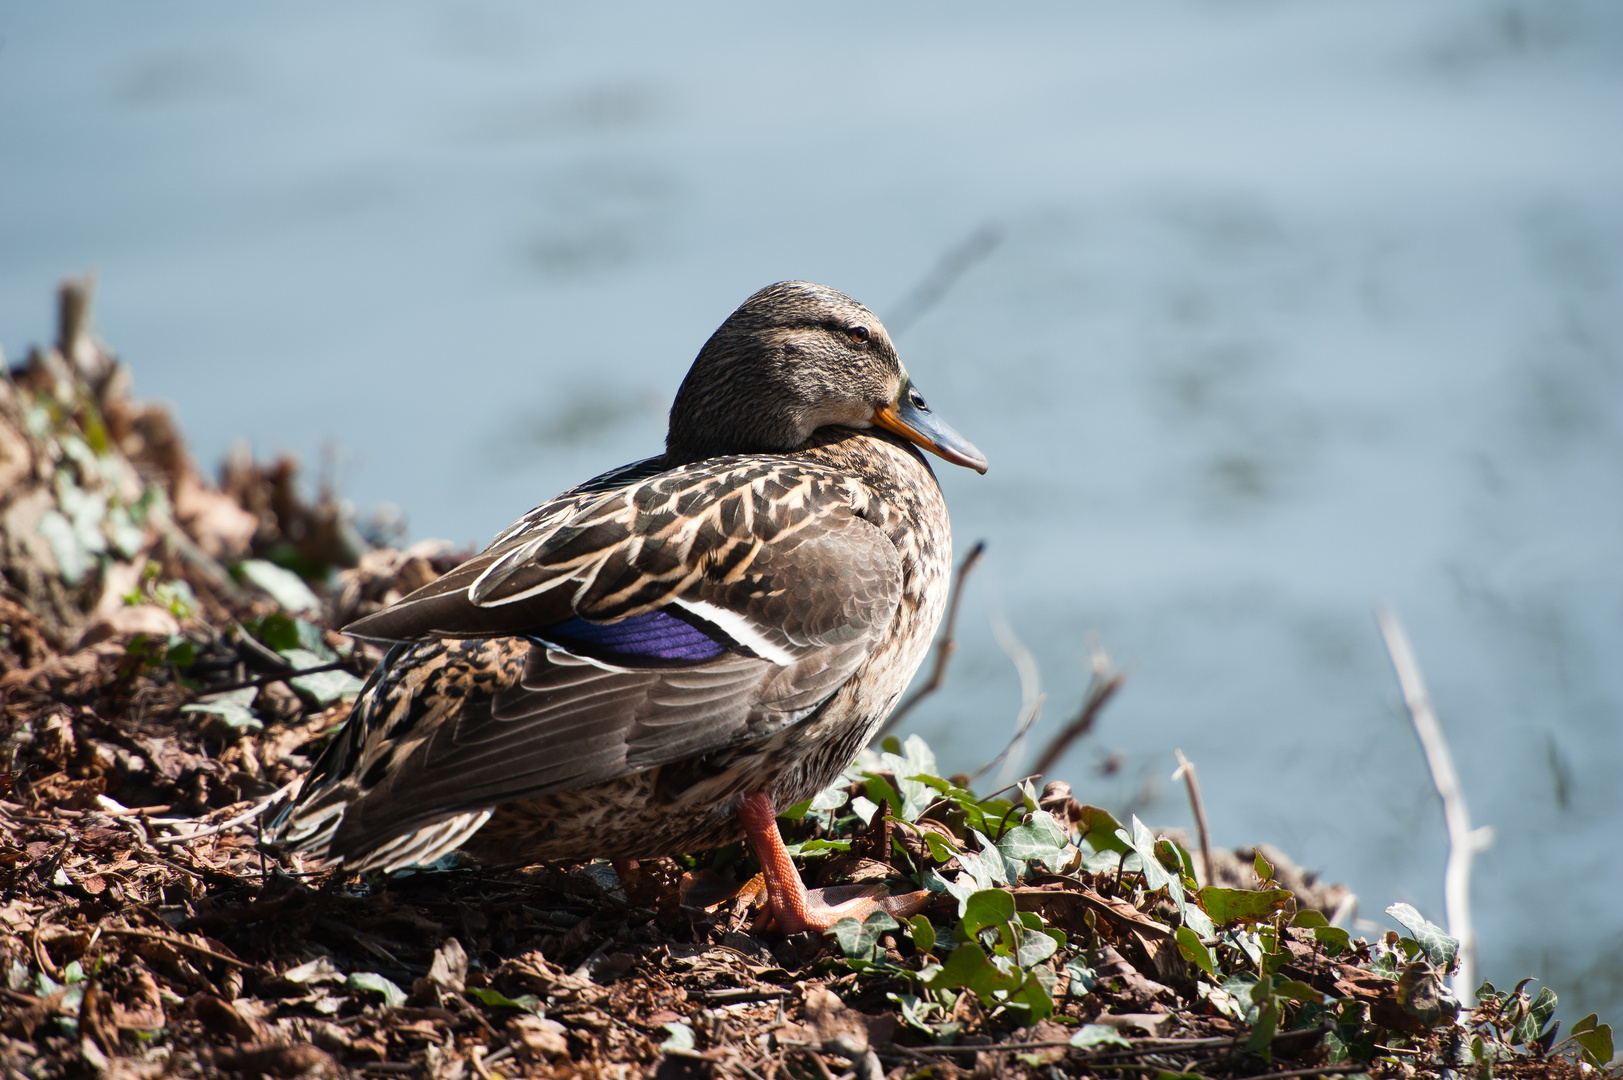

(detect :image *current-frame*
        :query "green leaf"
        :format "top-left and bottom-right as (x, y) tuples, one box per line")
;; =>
(780, 837), (852, 857)
(1574, 1024), (1614, 1068)
(1247, 1000), (1280, 1060)
(1197, 887), (1293, 927)
(961, 889), (1016, 938)
(1385, 903), (1459, 971)
(464, 987), (541, 1012)
(1015, 926), (1059, 968)
(165, 637), (196, 668)
(1253, 851), (1275, 883)
(660, 1022), (696, 1051)
(1075, 805), (1131, 853)
(810, 785), (850, 812)
(1155, 838), (1190, 876)
(1176, 926), (1215, 975)
(1064, 958), (1096, 997)
(997, 810), (1069, 868)
(907, 915), (936, 955)
(1181, 901), (1216, 940)
(830, 910), (898, 961)
(1311, 925), (1350, 957)
(860, 776), (904, 821)
(236, 558), (322, 613)
(180, 687), (262, 733)
(1275, 979), (1323, 1004)
(923, 832), (959, 863)
(279, 647), (364, 707)
(969, 829), (1018, 885)
(1290, 910), (1329, 929)
(1117, 818), (1175, 895)
(247, 613), (303, 652)
(779, 798), (813, 820)
(924, 942), (990, 990)
(1529, 985), (1557, 1031)
(1006, 967), (1055, 1023)
(1070, 1023), (1132, 1049)
(345, 972), (406, 1007)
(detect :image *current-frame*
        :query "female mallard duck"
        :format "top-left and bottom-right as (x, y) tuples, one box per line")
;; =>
(279, 280), (986, 933)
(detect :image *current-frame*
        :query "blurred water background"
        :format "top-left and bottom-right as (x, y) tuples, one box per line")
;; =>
(3, 0), (1620, 1022)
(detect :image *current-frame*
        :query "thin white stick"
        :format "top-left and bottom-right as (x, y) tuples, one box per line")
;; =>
(147, 778), (302, 846)
(1376, 605), (1495, 1004)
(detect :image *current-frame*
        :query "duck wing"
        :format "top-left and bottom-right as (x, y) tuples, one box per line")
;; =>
(288, 457), (902, 865)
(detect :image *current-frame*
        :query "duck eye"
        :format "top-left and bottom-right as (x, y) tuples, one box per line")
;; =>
(909, 388), (927, 410)
(847, 325), (870, 344)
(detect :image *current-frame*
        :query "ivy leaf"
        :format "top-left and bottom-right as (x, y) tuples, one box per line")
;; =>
(464, 987), (541, 1012)
(1015, 927), (1059, 968)
(970, 829), (1018, 885)
(997, 810), (1069, 869)
(1573, 1023), (1614, 1068)
(1075, 805), (1131, 854)
(923, 942), (990, 990)
(1006, 967), (1056, 1023)
(1276, 979), (1324, 1004)
(961, 890), (1016, 939)
(345, 972), (406, 1008)
(1247, 1000), (1281, 1061)
(278, 647), (364, 707)
(907, 916), (936, 955)
(781, 837), (852, 857)
(1175, 926), (1215, 975)
(923, 832), (959, 864)
(1070, 1023), (1132, 1049)
(180, 687), (262, 733)
(235, 558), (322, 613)
(830, 911), (898, 961)
(660, 1022), (696, 1051)
(246, 613), (303, 653)
(1311, 925), (1351, 956)
(1385, 903), (1459, 971)
(1197, 887), (1293, 927)
(1064, 958), (1096, 997)
(1116, 818), (1175, 895)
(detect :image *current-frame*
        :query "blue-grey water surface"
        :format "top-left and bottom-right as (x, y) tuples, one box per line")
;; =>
(2, 0), (1620, 1021)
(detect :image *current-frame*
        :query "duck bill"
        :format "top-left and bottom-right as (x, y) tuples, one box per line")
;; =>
(873, 379), (989, 474)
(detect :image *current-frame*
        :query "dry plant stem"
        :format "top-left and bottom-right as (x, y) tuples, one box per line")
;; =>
(1030, 657), (1126, 780)
(873, 540), (985, 742)
(1172, 749), (1213, 887)
(885, 225), (1002, 336)
(1377, 604), (1494, 1004)
(101, 927), (251, 968)
(147, 777), (301, 845)
(205, 659), (351, 695)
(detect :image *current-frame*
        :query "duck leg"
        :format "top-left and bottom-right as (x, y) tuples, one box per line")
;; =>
(736, 791), (931, 934)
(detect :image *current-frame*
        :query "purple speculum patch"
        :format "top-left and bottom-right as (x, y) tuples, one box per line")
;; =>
(529, 611), (729, 666)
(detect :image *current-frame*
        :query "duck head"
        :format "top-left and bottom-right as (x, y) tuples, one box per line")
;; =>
(665, 280), (988, 473)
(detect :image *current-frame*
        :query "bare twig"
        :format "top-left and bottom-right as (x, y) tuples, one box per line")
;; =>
(1376, 604), (1494, 1004)
(892, 1034), (1236, 1055)
(204, 659), (353, 695)
(1030, 646), (1126, 780)
(101, 927), (252, 969)
(968, 610), (1045, 785)
(1171, 749), (1213, 887)
(885, 225), (1003, 336)
(873, 541), (985, 742)
(148, 778), (301, 845)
